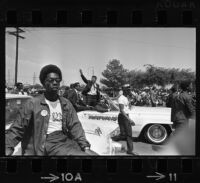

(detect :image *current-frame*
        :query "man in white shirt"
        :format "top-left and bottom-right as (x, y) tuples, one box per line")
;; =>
(112, 88), (138, 156)
(6, 65), (97, 156)
(45, 99), (63, 135)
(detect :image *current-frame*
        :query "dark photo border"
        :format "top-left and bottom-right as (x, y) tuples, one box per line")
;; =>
(0, 0), (199, 183)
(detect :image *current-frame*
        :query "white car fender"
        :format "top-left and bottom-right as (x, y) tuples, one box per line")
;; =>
(128, 107), (173, 137)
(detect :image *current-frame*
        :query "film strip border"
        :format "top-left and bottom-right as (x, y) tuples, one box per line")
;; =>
(1, 1), (200, 183)
(0, 158), (200, 182)
(0, 1), (200, 26)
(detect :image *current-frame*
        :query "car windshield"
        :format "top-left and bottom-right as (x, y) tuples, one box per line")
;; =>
(101, 93), (119, 111)
(6, 97), (31, 125)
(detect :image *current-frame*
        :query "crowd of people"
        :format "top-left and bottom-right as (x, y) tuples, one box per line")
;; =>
(5, 64), (196, 156)
(6, 74), (196, 112)
(5, 83), (45, 96)
(129, 87), (168, 107)
(122, 85), (196, 108)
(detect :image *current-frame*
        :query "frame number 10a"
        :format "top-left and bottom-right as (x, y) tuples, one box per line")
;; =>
(41, 173), (82, 182)
(61, 173), (82, 182)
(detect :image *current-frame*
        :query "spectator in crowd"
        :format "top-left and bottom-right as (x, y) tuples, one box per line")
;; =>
(63, 86), (71, 99)
(170, 81), (195, 131)
(23, 87), (30, 95)
(13, 82), (26, 95)
(166, 85), (177, 108)
(150, 86), (157, 107)
(6, 64), (97, 156)
(59, 86), (68, 97)
(70, 83), (74, 89)
(79, 69), (100, 107)
(112, 87), (138, 156)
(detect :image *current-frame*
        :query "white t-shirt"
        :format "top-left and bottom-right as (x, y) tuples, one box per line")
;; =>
(45, 99), (63, 134)
(118, 95), (129, 113)
(88, 83), (97, 95)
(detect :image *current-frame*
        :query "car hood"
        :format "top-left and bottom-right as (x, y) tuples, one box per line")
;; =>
(78, 111), (119, 136)
(129, 106), (172, 124)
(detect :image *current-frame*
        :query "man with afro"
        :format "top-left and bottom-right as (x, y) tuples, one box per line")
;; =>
(6, 64), (97, 156)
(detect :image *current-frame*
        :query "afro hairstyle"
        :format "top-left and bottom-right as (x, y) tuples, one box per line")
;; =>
(39, 64), (62, 85)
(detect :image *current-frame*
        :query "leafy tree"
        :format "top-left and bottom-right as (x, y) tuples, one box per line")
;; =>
(100, 59), (128, 90)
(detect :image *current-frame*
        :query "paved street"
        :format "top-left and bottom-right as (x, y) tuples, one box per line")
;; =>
(115, 141), (164, 156)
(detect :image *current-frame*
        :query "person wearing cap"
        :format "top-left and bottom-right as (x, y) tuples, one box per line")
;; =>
(79, 69), (100, 107)
(6, 64), (96, 156)
(112, 87), (138, 156)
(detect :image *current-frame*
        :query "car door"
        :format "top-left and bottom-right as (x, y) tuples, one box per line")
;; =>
(128, 107), (145, 137)
(6, 97), (31, 130)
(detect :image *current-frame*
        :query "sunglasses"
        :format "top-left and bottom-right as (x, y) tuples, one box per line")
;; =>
(45, 78), (61, 83)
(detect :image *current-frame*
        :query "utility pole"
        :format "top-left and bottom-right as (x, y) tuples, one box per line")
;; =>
(7, 69), (11, 86)
(33, 72), (36, 85)
(7, 27), (25, 85)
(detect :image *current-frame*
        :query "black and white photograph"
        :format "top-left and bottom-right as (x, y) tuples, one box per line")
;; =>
(5, 28), (196, 156)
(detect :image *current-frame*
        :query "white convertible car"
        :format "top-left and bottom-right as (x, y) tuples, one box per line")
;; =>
(78, 95), (173, 146)
(5, 93), (173, 155)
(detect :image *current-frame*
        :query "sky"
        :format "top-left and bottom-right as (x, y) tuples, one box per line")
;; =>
(5, 28), (196, 86)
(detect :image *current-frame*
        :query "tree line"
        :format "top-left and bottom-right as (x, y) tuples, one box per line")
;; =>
(100, 59), (195, 92)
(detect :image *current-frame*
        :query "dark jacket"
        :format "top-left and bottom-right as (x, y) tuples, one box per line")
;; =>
(66, 89), (89, 112)
(150, 90), (157, 107)
(166, 92), (178, 121)
(63, 89), (71, 99)
(171, 91), (195, 123)
(166, 92), (177, 108)
(5, 94), (90, 155)
(81, 74), (100, 101)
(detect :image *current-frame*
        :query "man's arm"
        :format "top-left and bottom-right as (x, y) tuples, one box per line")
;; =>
(6, 100), (33, 155)
(66, 101), (91, 150)
(79, 69), (89, 84)
(119, 104), (135, 125)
